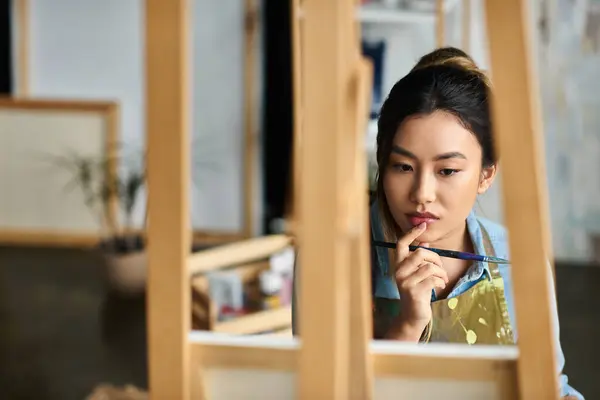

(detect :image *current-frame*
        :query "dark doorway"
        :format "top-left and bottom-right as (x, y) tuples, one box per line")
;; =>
(261, 0), (293, 234)
(0, 0), (12, 94)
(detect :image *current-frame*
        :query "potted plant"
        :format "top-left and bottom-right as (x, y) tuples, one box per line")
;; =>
(99, 153), (148, 296)
(45, 146), (147, 294)
(48, 142), (218, 296)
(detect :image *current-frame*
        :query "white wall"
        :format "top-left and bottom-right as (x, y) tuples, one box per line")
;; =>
(361, 0), (490, 104)
(14, 1), (600, 259)
(363, 0), (600, 262)
(12, 0), (264, 235)
(537, 0), (600, 261)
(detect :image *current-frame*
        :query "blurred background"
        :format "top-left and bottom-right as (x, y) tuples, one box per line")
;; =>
(0, 0), (598, 398)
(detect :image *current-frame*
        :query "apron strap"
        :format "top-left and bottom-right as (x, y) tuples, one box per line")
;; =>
(478, 220), (502, 280)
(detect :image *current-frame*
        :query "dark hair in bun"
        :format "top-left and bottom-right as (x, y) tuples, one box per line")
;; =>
(375, 47), (495, 241)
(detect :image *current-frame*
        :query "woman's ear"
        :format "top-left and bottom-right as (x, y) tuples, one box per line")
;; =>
(478, 165), (497, 194)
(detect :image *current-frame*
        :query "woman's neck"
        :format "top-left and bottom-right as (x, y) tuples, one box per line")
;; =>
(430, 222), (473, 254)
(430, 222), (474, 298)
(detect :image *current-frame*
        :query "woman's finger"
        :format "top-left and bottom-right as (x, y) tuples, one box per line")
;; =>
(398, 262), (448, 290)
(395, 248), (446, 282)
(411, 247), (443, 268)
(421, 276), (447, 292)
(396, 223), (427, 261)
(394, 255), (423, 281)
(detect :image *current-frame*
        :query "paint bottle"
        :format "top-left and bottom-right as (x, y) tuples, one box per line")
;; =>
(279, 275), (293, 306)
(259, 270), (283, 310)
(269, 246), (296, 306)
(208, 272), (244, 321)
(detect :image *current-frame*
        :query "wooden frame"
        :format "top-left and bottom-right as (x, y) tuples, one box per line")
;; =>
(242, 0), (259, 238)
(436, 0), (446, 47)
(145, 1), (191, 398)
(0, 97), (119, 247)
(289, 1), (451, 232)
(484, 0), (558, 396)
(188, 334), (519, 398)
(189, 234), (294, 334)
(12, 0), (258, 242)
(462, 0), (472, 51)
(295, 1), (358, 397)
(0, 98), (241, 248)
(144, 0), (560, 398)
(14, 0), (29, 95)
(289, 0), (304, 234)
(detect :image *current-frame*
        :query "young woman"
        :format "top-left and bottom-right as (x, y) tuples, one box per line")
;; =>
(368, 47), (583, 399)
(292, 46), (583, 398)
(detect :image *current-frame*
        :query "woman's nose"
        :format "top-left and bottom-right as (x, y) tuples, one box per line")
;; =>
(410, 172), (436, 204)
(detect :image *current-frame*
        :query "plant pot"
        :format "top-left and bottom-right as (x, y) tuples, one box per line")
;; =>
(98, 234), (214, 296)
(104, 250), (147, 296)
(86, 384), (148, 400)
(99, 235), (147, 296)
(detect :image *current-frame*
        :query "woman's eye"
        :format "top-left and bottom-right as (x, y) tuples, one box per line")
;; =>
(392, 163), (413, 172)
(439, 168), (459, 176)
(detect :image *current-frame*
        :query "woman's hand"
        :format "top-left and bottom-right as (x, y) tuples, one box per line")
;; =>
(385, 223), (449, 342)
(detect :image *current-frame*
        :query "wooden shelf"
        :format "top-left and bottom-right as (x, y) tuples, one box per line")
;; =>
(190, 235), (294, 335)
(357, 0), (460, 24)
(212, 306), (292, 335)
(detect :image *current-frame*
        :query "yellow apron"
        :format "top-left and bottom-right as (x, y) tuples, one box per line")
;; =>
(374, 224), (515, 345)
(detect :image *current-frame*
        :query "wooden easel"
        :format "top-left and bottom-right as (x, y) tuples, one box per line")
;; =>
(144, 0), (559, 398)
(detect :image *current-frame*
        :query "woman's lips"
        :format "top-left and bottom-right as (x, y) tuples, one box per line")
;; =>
(407, 214), (439, 227)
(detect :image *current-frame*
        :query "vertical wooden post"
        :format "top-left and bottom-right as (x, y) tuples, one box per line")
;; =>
(297, 0), (356, 398)
(290, 0), (304, 234)
(348, 6), (373, 397)
(436, 0), (445, 48)
(243, 0), (258, 238)
(145, 1), (191, 399)
(15, 0), (29, 95)
(484, 0), (559, 398)
(348, 58), (374, 400)
(462, 0), (471, 51)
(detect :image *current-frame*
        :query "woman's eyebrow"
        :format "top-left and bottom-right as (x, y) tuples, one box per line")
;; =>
(391, 145), (417, 159)
(434, 151), (467, 161)
(392, 145), (467, 161)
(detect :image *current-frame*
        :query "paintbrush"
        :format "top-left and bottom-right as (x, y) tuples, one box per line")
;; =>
(372, 241), (510, 264)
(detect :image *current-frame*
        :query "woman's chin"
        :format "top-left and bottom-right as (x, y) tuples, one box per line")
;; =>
(397, 221), (442, 244)
(413, 231), (440, 245)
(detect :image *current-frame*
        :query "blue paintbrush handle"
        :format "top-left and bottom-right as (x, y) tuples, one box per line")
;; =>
(372, 241), (510, 264)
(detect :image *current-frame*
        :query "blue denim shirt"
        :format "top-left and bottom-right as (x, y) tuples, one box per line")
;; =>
(370, 200), (584, 399)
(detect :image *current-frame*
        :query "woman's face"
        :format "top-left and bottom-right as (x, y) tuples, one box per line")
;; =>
(383, 111), (496, 244)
